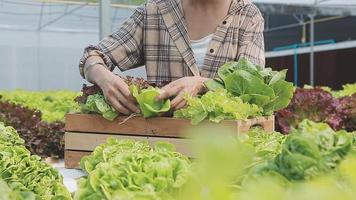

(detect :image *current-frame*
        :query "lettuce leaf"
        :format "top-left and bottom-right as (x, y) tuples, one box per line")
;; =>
(82, 94), (119, 121)
(174, 89), (261, 125)
(250, 120), (354, 181)
(263, 80), (295, 115)
(80, 85), (171, 119)
(75, 138), (191, 200)
(332, 83), (356, 98)
(205, 58), (294, 115)
(340, 94), (356, 132)
(0, 124), (72, 200)
(131, 85), (170, 118)
(0, 178), (35, 200)
(0, 102), (65, 158)
(275, 88), (346, 134)
(225, 69), (275, 98)
(0, 90), (80, 122)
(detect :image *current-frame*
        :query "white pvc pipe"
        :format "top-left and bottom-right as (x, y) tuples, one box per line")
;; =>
(99, 0), (111, 40)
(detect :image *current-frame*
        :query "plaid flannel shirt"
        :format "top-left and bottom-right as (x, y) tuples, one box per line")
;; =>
(79, 0), (265, 85)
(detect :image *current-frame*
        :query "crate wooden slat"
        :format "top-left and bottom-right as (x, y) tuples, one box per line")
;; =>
(64, 150), (91, 169)
(65, 113), (275, 168)
(65, 114), (274, 137)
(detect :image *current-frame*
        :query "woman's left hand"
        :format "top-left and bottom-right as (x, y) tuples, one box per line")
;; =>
(156, 76), (210, 110)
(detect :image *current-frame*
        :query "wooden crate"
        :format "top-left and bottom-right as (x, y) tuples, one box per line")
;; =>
(65, 113), (275, 168)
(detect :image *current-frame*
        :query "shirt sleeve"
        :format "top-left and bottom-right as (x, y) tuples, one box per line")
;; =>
(79, 6), (145, 78)
(237, 4), (265, 68)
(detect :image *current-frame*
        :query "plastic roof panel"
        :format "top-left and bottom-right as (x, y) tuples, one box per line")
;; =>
(252, 0), (356, 6)
(252, 0), (356, 15)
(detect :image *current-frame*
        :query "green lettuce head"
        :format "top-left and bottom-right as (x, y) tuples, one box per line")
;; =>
(130, 85), (171, 118)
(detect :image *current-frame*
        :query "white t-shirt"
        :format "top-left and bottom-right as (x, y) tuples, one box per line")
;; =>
(190, 34), (213, 71)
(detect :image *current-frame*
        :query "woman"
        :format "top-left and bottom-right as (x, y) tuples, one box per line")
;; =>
(80, 0), (265, 115)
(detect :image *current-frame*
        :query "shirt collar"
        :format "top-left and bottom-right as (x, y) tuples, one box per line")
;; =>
(229, 0), (249, 15)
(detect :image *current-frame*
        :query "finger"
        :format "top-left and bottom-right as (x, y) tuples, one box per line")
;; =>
(116, 92), (140, 113)
(161, 80), (177, 91)
(107, 96), (131, 115)
(157, 85), (181, 101)
(171, 93), (184, 108)
(175, 100), (187, 110)
(114, 80), (136, 103)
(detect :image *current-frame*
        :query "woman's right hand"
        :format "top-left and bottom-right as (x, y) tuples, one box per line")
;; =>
(97, 71), (140, 115)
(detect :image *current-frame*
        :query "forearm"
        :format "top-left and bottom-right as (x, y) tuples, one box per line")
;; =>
(84, 56), (113, 86)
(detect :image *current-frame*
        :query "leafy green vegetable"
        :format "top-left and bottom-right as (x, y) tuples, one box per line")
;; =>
(174, 89), (261, 125)
(75, 138), (191, 200)
(0, 123), (72, 200)
(0, 90), (80, 122)
(72, 120), (356, 199)
(177, 125), (256, 200)
(131, 85), (171, 118)
(205, 58), (294, 115)
(251, 120), (354, 181)
(340, 94), (356, 132)
(80, 138), (151, 173)
(264, 80), (295, 114)
(82, 94), (119, 120)
(175, 122), (356, 200)
(0, 178), (35, 200)
(241, 128), (286, 167)
(275, 87), (348, 134)
(0, 101), (65, 158)
(332, 83), (356, 98)
(305, 83), (356, 99)
(268, 69), (287, 85)
(292, 85), (355, 132)
(79, 85), (170, 120)
(225, 69), (275, 98)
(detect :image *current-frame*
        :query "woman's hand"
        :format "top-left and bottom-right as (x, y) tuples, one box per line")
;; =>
(97, 72), (140, 115)
(156, 76), (209, 110)
(83, 57), (139, 115)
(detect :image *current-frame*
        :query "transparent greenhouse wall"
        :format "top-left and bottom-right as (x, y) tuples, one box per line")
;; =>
(0, 29), (146, 91)
(0, 1), (146, 91)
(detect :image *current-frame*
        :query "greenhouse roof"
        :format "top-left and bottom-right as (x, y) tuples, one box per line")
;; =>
(252, 0), (356, 5)
(252, 0), (356, 15)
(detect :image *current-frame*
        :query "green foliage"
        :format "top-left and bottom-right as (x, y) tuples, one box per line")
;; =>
(131, 85), (171, 118)
(240, 128), (286, 169)
(173, 89), (261, 125)
(81, 94), (119, 120)
(304, 83), (356, 98)
(332, 83), (356, 98)
(175, 122), (356, 200)
(205, 58), (295, 115)
(75, 138), (191, 200)
(0, 89), (80, 122)
(251, 120), (354, 181)
(71, 120), (356, 199)
(0, 124), (72, 200)
(0, 179), (35, 200)
(177, 126), (256, 200)
(80, 86), (170, 120)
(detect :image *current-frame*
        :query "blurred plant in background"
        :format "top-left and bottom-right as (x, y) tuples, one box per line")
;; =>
(0, 90), (80, 158)
(0, 90), (80, 123)
(176, 122), (356, 200)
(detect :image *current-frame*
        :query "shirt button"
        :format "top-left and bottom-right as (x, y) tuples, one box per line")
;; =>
(210, 49), (214, 53)
(222, 20), (227, 25)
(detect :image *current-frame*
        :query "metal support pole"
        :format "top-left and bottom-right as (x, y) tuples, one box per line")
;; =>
(293, 46), (299, 86)
(99, 0), (111, 40)
(309, 14), (315, 86)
